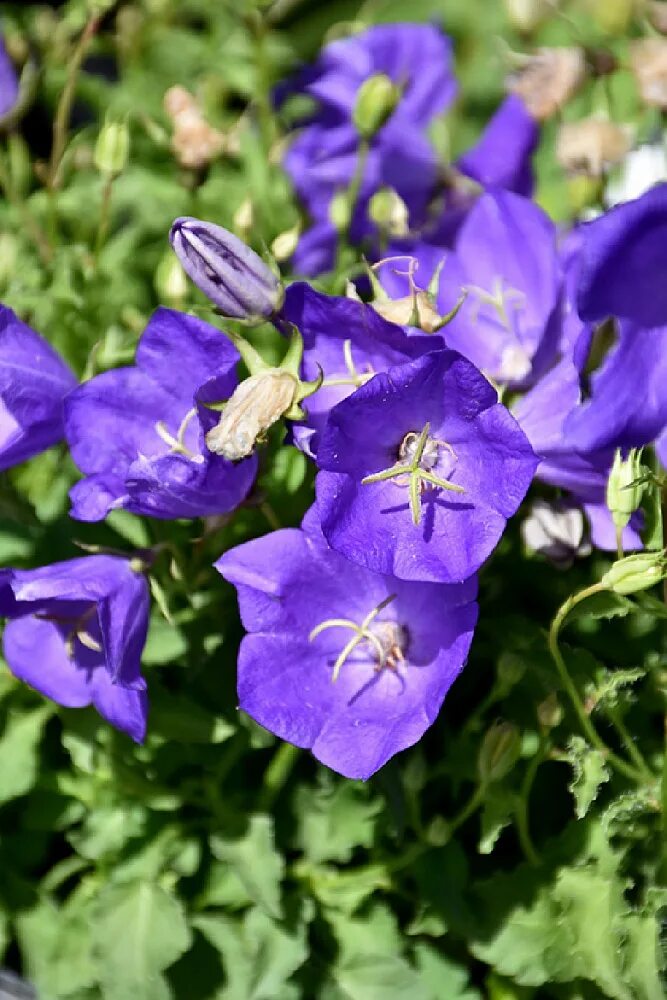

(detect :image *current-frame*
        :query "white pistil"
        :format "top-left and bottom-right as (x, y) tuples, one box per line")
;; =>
(309, 594), (404, 682)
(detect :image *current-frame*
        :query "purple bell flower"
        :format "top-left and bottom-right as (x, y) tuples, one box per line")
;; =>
(279, 282), (441, 456)
(216, 506), (478, 779)
(0, 36), (19, 119)
(0, 305), (76, 471)
(0, 555), (150, 742)
(315, 350), (538, 583)
(457, 95), (538, 197)
(65, 307), (257, 521)
(577, 183), (667, 327)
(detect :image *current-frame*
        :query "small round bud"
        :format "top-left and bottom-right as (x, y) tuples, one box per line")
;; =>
(154, 251), (188, 304)
(606, 448), (645, 532)
(478, 721), (521, 784)
(503, 0), (550, 32)
(368, 188), (409, 237)
(233, 197), (254, 237)
(537, 692), (563, 729)
(271, 223), (300, 262)
(94, 120), (130, 177)
(496, 652), (526, 690)
(601, 552), (666, 596)
(206, 370), (299, 461)
(329, 190), (353, 232)
(353, 73), (400, 139)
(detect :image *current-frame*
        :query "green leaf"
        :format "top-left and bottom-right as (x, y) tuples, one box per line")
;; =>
(478, 788), (515, 855)
(412, 943), (482, 1000)
(16, 888), (98, 998)
(295, 776), (381, 864)
(0, 706), (51, 805)
(94, 880), (191, 1000)
(590, 667), (645, 711)
(564, 590), (635, 627)
(330, 955), (432, 1000)
(142, 615), (188, 666)
(621, 913), (665, 1000)
(298, 861), (389, 914)
(326, 903), (401, 962)
(562, 736), (611, 819)
(210, 815), (284, 919)
(194, 905), (308, 1000)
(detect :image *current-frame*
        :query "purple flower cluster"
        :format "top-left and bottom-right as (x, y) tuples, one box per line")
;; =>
(1, 21), (665, 780)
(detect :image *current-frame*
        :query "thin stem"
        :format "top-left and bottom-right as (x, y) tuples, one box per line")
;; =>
(514, 737), (547, 866)
(605, 705), (655, 783)
(616, 524), (624, 561)
(0, 146), (52, 263)
(549, 583), (649, 785)
(47, 15), (100, 192)
(258, 741), (300, 811)
(94, 174), (114, 262)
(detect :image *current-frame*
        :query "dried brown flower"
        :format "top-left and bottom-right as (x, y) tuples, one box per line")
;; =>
(205, 371), (299, 461)
(629, 37), (667, 109)
(163, 86), (226, 170)
(556, 118), (631, 176)
(506, 47), (586, 121)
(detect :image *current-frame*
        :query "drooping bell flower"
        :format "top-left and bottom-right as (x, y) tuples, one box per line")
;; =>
(0, 555), (150, 742)
(216, 506), (478, 780)
(65, 307), (257, 521)
(315, 350), (538, 583)
(0, 305), (77, 471)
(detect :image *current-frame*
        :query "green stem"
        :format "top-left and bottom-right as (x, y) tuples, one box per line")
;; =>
(47, 15), (100, 193)
(514, 737), (547, 866)
(258, 741), (300, 811)
(549, 583), (648, 785)
(0, 146), (52, 263)
(605, 705), (655, 783)
(94, 173), (115, 262)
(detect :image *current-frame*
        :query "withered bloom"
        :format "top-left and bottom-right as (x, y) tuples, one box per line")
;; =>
(556, 118), (631, 176)
(164, 86), (227, 170)
(206, 370), (298, 461)
(629, 38), (667, 110)
(506, 47), (586, 121)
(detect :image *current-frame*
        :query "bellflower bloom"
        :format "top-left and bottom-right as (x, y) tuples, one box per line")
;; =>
(65, 307), (257, 521)
(169, 217), (284, 321)
(279, 282), (440, 456)
(0, 305), (76, 471)
(217, 506), (478, 779)
(577, 183), (667, 327)
(0, 35), (18, 119)
(513, 358), (643, 551)
(457, 95), (538, 198)
(315, 350), (538, 583)
(0, 555), (150, 742)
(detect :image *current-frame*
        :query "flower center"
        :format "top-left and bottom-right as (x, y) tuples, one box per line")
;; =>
(321, 340), (375, 390)
(308, 594), (408, 682)
(362, 422), (464, 526)
(154, 407), (200, 460)
(36, 605), (102, 659)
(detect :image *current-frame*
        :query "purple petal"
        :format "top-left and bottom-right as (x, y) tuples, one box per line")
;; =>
(457, 96), (538, 196)
(90, 668), (148, 743)
(0, 37), (19, 118)
(98, 570), (150, 685)
(3, 617), (93, 708)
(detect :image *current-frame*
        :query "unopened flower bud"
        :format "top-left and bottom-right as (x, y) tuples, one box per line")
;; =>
(606, 448), (645, 532)
(503, 0), (550, 32)
(368, 188), (409, 237)
(601, 551), (666, 596)
(506, 47), (586, 121)
(206, 370), (298, 461)
(169, 217), (284, 321)
(630, 38), (667, 110)
(353, 73), (400, 139)
(233, 197), (254, 237)
(329, 190), (353, 232)
(537, 692), (563, 729)
(587, 0), (636, 35)
(94, 120), (130, 177)
(478, 721), (521, 784)
(154, 251), (188, 303)
(556, 118), (631, 177)
(271, 223), (300, 262)
(496, 652), (526, 689)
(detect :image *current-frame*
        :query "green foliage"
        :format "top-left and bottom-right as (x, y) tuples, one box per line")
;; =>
(0, 1), (665, 999)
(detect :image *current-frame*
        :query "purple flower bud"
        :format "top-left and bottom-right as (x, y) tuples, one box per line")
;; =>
(169, 217), (284, 321)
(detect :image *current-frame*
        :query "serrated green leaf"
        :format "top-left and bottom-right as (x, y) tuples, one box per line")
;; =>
(211, 815), (284, 919)
(16, 889), (98, 999)
(326, 903), (401, 963)
(413, 943), (482, 1000)
(621, 913), (664, 1000)
(478, 788), (515, 855)
(562, 736), (611, 819)
(194, 906), (308, 1000)
(564, 590), (635, 626)
(94, 880), (191, 1000)
(295, 777), (381, 864)
(0, 706), (51, 805)
(590, 667), (645, 711)
(330, 955), (432, 1000)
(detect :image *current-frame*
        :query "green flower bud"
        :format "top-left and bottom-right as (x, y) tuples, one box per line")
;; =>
(368, 188), (409, 236)
(537, 692), (563, 729)
(478, 721), (521, 784)
(606, 448), (645, 532)
(329, 190), (353, 232)
(503, 0), (550, 32)
(353, 73), (400, 139)
(154, 251), (188, 304)
(94, 120), (130, 177)
(601, 551), (666, 596)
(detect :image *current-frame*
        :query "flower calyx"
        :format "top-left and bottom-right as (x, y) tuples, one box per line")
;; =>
(205, 324), (322, 461)
(368, 257), (465, 334)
